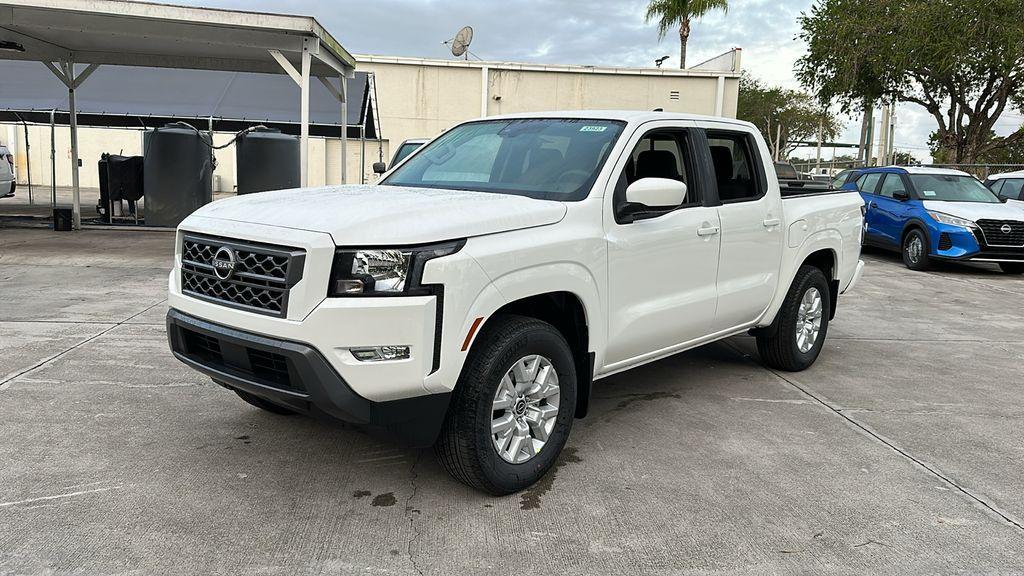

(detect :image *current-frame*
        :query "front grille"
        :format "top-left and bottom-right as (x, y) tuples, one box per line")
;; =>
(181, 235), (305, 317)
(938, 232), (953, 250)
(976, 220), (1024, 247)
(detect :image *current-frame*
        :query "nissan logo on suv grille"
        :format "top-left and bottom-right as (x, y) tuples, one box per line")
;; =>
(1001, 224), (1013, 235)
(211, 246), (237, 280)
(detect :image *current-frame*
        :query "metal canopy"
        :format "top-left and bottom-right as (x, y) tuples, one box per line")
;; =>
(0, 0), (357, 229)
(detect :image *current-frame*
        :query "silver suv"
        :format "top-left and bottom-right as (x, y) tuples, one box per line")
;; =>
(0, 144), (14, 198)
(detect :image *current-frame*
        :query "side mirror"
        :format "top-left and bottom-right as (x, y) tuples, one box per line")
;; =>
(372, 162), (387, 175)
(625, 178), (687, 209)
(893, 190), (910, 201)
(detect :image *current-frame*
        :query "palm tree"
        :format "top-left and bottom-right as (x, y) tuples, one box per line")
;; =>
(645, 0), (729, 69)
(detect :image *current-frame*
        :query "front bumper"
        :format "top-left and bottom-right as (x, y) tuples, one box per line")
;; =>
(931, 225), (1024, 263)
(166, 309), (451, 446)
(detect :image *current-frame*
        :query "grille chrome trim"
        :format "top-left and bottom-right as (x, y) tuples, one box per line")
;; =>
(181, 234), (306, 317)
(975, 219), (1024, 248)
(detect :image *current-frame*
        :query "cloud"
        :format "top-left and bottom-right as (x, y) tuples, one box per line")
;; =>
(170, 0), (1022, 162)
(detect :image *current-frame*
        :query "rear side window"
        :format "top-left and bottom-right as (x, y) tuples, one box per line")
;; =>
(707, 131), (764, 203)
(830, 170), (851, 188)
(998, 179), (1024, 200)
(857, 172), (883, 194)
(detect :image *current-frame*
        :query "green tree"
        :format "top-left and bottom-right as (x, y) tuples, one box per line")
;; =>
(796, 0), (1024, 164)
(645, 0), (728, 69)
(738, 73), (842, 159)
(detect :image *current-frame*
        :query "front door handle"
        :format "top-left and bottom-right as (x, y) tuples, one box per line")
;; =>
(867, 201), (877, 209)
(762, 218), (782, 228)
(697, 225), (720, 237)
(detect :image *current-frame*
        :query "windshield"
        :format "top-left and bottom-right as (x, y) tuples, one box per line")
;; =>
(382, 118), (626, 201)
(910, 174), (1000, 203)
(392, 142), (423, 165)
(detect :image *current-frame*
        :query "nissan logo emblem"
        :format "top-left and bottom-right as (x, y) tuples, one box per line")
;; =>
(211, 246), (237, 280)
(1001, 224), (1013, 235)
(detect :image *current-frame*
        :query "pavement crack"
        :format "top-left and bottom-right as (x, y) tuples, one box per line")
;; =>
(723, 341), (1024, 534)
(0, 298), (167, 391)
(403, 450), (425, 576)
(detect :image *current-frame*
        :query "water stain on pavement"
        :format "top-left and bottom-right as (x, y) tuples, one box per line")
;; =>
(352, 490), (371, 499)
(520, 447), (582, 511)
(372, 492), (397, 507)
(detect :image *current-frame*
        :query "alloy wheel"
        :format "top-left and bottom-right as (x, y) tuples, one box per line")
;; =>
(795, 287), (824, 353)
(491, 355), (560, 464)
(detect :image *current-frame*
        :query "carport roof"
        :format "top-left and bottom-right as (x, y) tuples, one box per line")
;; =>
(0, 0), (356, 76)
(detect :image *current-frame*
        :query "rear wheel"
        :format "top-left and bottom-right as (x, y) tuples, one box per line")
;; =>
(436, 315), (576, 495)
(902, 228), (931, 271)
(233, 389), (297, 415)
(756, 266), (831, 372)
(999, 263), (1024, 274)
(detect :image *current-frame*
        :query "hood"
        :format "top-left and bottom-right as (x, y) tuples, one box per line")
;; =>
(187, 185), (567, 244)
(922, 200), (1024, 222)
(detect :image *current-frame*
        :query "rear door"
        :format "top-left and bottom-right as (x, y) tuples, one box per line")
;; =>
(603, 122), (722, 368)
(857, 172), (886, 241)
(704, 126), (784, 331)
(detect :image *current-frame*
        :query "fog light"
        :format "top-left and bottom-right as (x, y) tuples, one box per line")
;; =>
(350, 346), (410, 362)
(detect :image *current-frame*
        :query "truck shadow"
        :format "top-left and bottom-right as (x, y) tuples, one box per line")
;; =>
(861, 245), (1009, 277)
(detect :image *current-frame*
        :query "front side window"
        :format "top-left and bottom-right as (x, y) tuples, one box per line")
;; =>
(909, 174), (1000, 203)
(831, 170), (851, 188)
(613, 129), (698, 216)
(382, 118), (625, 201)
(997, 179), (1024, 201)
(392, 142), (424, 165)
(877, 174), (909, 199)
(707, 132), (762, 202)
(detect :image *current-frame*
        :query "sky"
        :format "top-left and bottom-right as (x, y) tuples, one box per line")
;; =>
(176, 0), (1023, 163)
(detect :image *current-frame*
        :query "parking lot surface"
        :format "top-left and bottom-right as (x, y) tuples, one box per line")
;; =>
(1, 226), (1023, 575)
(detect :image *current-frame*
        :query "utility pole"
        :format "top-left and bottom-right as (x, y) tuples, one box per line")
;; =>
(775, 124), (782, 162)
(858, 101), (874, 167)
(877, 103), (891, 166)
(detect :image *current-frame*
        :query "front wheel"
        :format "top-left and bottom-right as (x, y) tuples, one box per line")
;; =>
(902, 229), (931, 270)
(436, 315), (577, 495)
(756, 266), (831, 372)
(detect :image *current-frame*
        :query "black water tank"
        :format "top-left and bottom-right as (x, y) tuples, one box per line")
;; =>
(144, 124), (213, 227)
(236, 127), (300, 194)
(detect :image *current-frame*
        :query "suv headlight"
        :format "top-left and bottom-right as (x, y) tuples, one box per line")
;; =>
(328, 240), (463, 296)
(927, 211), (977, 229)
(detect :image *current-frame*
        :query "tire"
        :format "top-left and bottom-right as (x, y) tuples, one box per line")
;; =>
(999, 263), (1024, 274)
(436, 314), (577, 495)
(233, 389), (298, 415)
(756, 266), (831, 372)
(902, 228), (931, 270)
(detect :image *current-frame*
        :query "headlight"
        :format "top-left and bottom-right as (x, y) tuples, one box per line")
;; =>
(328, 241), (463, 296)
(927, 211), (977, 229)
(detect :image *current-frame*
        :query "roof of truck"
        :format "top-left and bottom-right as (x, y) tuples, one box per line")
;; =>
(988, 170), (1024, 180)
(479, 110), (755, 128)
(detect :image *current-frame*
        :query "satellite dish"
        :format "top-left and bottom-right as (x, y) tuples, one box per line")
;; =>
(450, 26), (474, 59)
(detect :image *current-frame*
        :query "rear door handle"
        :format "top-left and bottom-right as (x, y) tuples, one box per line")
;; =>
(762, 218), (781, 228)
(697, 225), (720, 237)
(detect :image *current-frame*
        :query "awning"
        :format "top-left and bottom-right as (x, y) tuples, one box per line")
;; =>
(0, 61), (376, 138)
(0, 0), (358, 228)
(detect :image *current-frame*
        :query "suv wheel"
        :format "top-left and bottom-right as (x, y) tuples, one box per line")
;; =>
(902, 229), (931, 270)
(999, 263), (1024, 274)
(756, 265), (831, 372)
(436, 315), (577, 495)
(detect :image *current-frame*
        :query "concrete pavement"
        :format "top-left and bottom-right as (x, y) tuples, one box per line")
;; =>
(1, 228), (1023, 574)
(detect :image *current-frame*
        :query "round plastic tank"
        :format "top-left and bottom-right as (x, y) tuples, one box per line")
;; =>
(143, 124), (213, 227)
(236, 127), (300, 194)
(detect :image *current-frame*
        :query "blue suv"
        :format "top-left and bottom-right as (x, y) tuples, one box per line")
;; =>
(840, 167), (1024, 273)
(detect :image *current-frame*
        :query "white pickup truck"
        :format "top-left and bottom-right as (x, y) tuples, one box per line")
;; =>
(167, 111), (865, 494)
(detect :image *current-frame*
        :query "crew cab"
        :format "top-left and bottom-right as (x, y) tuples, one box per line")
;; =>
(846, 166), (1024, 273)
(166, 111), (865, 494)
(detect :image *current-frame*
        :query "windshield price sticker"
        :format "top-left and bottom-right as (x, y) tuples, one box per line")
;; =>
(580, 126), (608, 132)
(922, 190), (937, 197)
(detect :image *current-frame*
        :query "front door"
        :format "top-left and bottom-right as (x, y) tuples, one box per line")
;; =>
(705, 128), (784, 331)
(873, 173), (917, 245)
(603, 124), (721, 369)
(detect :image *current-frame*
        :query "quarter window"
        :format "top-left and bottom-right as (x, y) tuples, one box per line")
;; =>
(706, 131), (763, 202)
